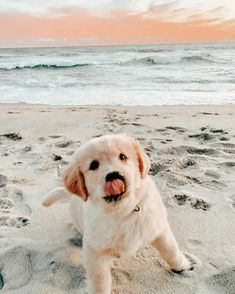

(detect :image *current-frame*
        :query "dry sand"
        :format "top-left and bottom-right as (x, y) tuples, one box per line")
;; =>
(0, 103), (235, 293)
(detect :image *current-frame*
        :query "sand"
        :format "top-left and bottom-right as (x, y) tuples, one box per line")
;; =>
(0, 103), (234, 294)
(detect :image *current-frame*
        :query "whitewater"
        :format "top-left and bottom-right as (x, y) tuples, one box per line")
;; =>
(0, 42), (234, 105)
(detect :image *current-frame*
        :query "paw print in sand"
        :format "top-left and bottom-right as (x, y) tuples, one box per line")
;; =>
(0, 186), (31, 228)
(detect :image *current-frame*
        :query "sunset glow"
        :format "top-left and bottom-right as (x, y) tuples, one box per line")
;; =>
(0, 1), (235, 47)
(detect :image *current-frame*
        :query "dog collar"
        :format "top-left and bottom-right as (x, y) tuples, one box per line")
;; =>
(133, 205), (140, 212)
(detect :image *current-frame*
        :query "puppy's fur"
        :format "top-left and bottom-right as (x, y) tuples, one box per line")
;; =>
(43, 134), (196, 294)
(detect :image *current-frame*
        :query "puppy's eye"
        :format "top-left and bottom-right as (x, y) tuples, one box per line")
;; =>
(119, 153), (127, 161)
(89, 160), (99, 170)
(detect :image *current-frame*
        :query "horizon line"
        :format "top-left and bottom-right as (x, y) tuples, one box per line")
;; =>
(0, 39), (235, 50)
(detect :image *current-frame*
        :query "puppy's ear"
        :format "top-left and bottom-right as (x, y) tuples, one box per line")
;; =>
(132, 138), (151, 178)
(63, 163), (88, 201)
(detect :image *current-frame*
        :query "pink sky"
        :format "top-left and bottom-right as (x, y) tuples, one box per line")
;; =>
(0, 1), (235, 47)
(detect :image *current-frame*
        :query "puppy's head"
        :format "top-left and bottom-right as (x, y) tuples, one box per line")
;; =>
(63, 134), (150, 206)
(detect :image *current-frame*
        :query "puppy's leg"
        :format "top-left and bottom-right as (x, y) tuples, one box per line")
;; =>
(152, 223), (193, 272)
(84, 244), (112, 294)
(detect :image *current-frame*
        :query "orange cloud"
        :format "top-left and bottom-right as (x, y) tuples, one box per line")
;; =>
(0, 11), (234, 47)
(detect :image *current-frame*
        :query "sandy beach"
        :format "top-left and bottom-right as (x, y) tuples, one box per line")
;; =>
(0, 103), (235, 293)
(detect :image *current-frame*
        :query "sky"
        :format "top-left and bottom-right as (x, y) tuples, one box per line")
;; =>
(0, 0), (235, 48)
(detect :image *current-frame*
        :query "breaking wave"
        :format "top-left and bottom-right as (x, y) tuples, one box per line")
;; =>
(121, 55), (215, 66)
(0, 63), (92, 71)
(180, 55), (214, 63)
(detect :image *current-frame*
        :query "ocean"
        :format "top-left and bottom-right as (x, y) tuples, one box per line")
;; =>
(0, 42), (235, 105)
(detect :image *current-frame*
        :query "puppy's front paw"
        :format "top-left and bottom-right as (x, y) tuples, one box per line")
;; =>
(171, 253), (199, 274)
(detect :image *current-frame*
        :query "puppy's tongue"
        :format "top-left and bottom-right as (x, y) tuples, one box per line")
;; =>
(105, 179), (125, 196)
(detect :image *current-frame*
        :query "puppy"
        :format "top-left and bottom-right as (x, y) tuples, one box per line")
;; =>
(43, 134), (196, 294)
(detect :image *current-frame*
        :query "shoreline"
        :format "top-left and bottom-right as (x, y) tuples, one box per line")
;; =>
(1, 102), (235, 107)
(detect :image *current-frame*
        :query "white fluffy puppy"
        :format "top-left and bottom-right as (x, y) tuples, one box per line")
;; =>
(43, 134), (196, 294)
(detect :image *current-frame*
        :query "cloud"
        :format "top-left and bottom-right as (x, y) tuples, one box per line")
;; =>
(0, 0), (234, 23)
(33, 38), (57, 43)
(31, 36), (163, 43)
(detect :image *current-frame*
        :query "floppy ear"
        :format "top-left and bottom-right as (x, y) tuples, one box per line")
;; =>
(132, 138), (151, 178)
(63, 163), (88, 201)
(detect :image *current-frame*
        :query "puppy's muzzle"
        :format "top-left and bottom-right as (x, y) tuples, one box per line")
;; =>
(103, 172), (126, 203)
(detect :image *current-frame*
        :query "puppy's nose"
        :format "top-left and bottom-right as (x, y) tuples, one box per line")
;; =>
(105, 172), (121, 182)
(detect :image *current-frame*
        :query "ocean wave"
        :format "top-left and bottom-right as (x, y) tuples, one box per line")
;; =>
(122, 56), (170, 66)
(0, 63), (92, 71)
(180, 55), (214, 63)
(120, 55), (215, 66)
(137, 49), (173, 53)
(0, 54), (216, 71)
(121, 48), (169, 53)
